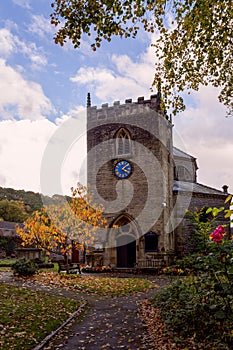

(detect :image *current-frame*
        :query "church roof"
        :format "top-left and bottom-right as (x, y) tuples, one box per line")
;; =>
(173, 147), (196, 160)
(173, 181), (227, 196)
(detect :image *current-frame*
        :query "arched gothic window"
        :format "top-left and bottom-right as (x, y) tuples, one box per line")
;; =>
(115, 128), (131, 155)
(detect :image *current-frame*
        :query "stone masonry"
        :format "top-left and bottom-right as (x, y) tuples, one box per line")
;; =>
(86, 95), (229, 268)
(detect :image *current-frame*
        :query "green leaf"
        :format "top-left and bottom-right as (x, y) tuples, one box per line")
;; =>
(212, 207), (219, 217)
(214, 310), (226, 320)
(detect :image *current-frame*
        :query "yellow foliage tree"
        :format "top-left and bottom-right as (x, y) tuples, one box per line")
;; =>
(16, 183), (107, 273)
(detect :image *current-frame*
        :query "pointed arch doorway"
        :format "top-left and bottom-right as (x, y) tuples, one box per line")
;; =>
(117, 235), (136, 267)
(110, 215), (138, 268)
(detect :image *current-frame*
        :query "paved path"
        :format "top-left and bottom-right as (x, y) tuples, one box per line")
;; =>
(0, 271), (168, 350)
(47, 292), (155, 350)
(43, 276), (168, 350)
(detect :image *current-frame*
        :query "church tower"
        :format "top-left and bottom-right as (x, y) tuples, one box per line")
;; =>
(87, 94), (174, 268)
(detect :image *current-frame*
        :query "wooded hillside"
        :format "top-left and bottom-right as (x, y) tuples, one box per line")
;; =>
(0, 187), (69, 220)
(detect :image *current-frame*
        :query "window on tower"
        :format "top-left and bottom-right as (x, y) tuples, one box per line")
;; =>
(115, 128), (131, 155)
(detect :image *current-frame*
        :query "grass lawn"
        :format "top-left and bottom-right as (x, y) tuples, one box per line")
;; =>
(0, 271), (158, 349)
(33, 271), (157, 295)
(0, 259), (16, 271)
(0, 259), (17, 264)
(0, 283), (82, 350)
(0, 271), (156, 350)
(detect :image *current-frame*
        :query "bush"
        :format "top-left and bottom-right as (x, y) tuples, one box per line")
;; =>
(173, 253), (208, 275)
(154, 218), (233, 348)
(12, 258), (38, 277)
(153, 275), (233, 348)
(0, 237), (17, 257)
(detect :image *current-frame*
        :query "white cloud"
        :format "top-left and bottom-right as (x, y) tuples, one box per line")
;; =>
(0, 9), (231, 200)
(12, 0), (31, 9)
(70, 39), (158, 103)
(174, 85), (233, 193)
(71, 49), (233, 195)
(4, 20), (18, 32)
(1, 86), (231, 196)
(70, 39), (233, 196)
(28, 15), (55, 39)
(111, 50), (154, 83)
(0, 112), (86, 194)
(0, 28), (48, 70)
(16, 40), (48, 70)
(79, 32), (161, 101)
(71, 66), (114, 85)
(0, 119), (55, 191)
(0, 174), (6, 187)
(0, 59), (55, 120)
(55, 105), (86, 125)
(0, 28), (17, 57)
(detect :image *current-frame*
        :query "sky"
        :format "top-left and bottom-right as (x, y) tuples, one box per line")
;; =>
(0, 0), (232, 197)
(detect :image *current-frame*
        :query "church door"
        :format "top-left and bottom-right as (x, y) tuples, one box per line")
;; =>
(116, 235), (136, 268)
(72, 248), (79, 263)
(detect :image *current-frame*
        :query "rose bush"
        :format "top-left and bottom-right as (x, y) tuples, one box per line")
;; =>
(154, 203), (233, 348)
(210, 225), (226, 243)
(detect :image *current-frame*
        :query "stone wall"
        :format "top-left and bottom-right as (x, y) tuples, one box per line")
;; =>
(174, 192), (229, 257)
(16, 248), (46, 261)
(87, 96), (174, 265)
(87, 95), (174, 263)
(86, 95), (230, 266)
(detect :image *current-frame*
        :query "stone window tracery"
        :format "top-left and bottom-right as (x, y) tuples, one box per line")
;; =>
(115, 128), (131, 155)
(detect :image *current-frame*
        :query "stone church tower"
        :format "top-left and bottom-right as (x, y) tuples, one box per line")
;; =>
(87, 94), (175, 268)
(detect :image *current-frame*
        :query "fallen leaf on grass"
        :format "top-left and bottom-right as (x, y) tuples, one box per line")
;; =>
(29, 271), (157, 296)
(140, 299), (199, 349)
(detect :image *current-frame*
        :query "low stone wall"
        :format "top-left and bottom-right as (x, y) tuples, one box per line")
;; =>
(16, 248), (45, 261)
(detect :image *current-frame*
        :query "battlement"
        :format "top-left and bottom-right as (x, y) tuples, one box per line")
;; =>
(87, 94), (170, 122)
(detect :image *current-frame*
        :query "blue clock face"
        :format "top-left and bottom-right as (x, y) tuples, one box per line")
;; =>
(114, 160), (132, 179)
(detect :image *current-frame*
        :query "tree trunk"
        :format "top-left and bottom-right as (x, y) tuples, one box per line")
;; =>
(64, 253), (70, 274)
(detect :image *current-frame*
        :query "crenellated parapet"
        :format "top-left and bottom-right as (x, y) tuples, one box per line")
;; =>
(87, 94), (171, 122)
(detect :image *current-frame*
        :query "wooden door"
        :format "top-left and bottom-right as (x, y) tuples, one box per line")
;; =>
(117, 235), (136, 267)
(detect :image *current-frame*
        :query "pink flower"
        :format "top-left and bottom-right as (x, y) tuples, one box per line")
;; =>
(215, 225), (225, 234)
(210, 226), (226, 243)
